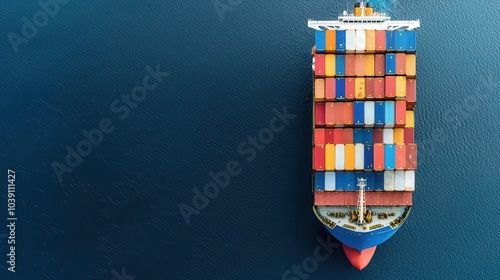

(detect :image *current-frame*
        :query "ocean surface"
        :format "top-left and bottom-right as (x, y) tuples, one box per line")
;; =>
(1, 0), (499, 279)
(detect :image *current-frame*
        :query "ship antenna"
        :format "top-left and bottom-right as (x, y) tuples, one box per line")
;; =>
(356, 178), (367, 225)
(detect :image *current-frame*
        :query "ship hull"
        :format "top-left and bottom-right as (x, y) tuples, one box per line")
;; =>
(322, 223), (401, 252)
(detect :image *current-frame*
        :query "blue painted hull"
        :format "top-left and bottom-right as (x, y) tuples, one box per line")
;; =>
(322, 224), (401, 252)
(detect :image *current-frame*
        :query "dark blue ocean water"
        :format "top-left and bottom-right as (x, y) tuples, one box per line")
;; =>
(1, 0), (499, 279)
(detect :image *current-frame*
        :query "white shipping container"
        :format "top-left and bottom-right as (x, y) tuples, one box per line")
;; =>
(346, 30), (356, 52)
(384, 171), (395, 191)
(335, 144), (345, 170)
(383, 129), (394, 144)
(364, 101), (375, 127)
(355, 144), (364, 170)
(395, 170), (405, 191)
(404, 171), (415, 191)
(355, 30), (366, 52)
(325, 172), (336, 190)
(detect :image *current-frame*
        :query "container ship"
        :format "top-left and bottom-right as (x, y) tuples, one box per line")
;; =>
(308, 2), (420, 270)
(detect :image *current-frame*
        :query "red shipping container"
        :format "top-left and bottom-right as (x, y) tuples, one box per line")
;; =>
(325, 102), (335, 126)
(406, 79), (416, 109)
(325, 129), (335, 144)
(315, 54), (325, 77)
(373, 128), (384, 143)
(333, 129), (344, 144)
(343, 128), (354, 143)
(315, 129), (326, 145)
(365, 78), (375, 98)
(404, 128), (414, 143)
(345, 54), (355, 76)
(344, 102), (354, 125)
(355, 54), (366, 76)
(374, 78), (385, 99)
(374, 143), (385, 171)
(374, 54), (385, 76)
(315, 103), (325, 126)
(333, 102), (344, 126)
(396, 144), (407, 170)
(395, 53), (406, 75)
(314, 146), (325, 170)
(385, 76), (396, 98)
(375, 30), (386, 52)
(406, 144), (417, 170)
(325, 78), (336, 101)
(395, 101), (407, 127)
(345, 78), (355, 100)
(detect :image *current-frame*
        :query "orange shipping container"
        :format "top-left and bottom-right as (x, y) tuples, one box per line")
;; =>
(332, 102), (344, 126)
(345, 54), (355, 76)
(343, 128), (354, 143)
(325, 30), (336, 53)
(374, 143), (385, 171)
(365, 54), (375, 76)
(406, 79), (416, 109)
(374, 54), (385, 76)
(325, 55), (336, 77)
(344, 102), (354, 125)
(355, 54), (366, 76)
(345, 78), (355, 100)
(325, 144), (336, 170)
(315, 128), (326, 145)
(375, 30), (386, 52)
(394, 128), (404, 143)
(406, 144), (417, 170)
(406, 54), (416, 77)
(385, 76), (396, 98)
(365, 78), (375, 98)
(355, 78), (365, 99)
(333, 129), (344, 144)
(396, 76), (406, 98)
(365, 30), (376, 52)
(395, 101), (407, 127)
(325, 102), (335, 126)
(315, 78), (325, 101)
(325, 78), (336, 100)
(406, 110), (415, 128)
(396, 53), (406, 75)
(345, 144), (355, 170)
(374, 78), (385, 99)
(396, 144), (407, 170)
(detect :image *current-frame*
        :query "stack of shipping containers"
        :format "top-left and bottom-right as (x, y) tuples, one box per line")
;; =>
(313, 29), (417, 205)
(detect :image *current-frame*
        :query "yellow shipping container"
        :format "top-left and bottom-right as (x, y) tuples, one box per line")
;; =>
(355, 78), (365, 99)
(406, 111), (415, 128)
(326, 30), (336, 53)
(325, 144), (336, 170)
(395, 76), (406, 98)
(325, 54), (336, 77)
(345, 144), (355, 170)
(365, 54), (374, 76)
(314, 78), (325, 101)
(394, 128), (404, 143)
(406, 54), (416, 77)
(365, 30), (375, 52)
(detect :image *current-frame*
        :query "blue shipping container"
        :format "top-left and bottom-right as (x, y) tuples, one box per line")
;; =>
(363, 129), (373, 145)
(325, 172), (335, 190)
(386, 54), (396, 75)
(336, 78), (345, 100)
(384, 101), (395, 127)
(396, 31), (407, 51)
(315, 172), (325, 190)
(336, 30), (346, 52)
(386, 31), (396, 51)
(364, 145), (374, 170)
(375, 101), (385, 127)
(406, 30), (416, 52)
(384, 144), (395, 170)
(354, 101), (365, 127)
(316, 30), (326, 53)
(354, 129), (364, 144)
(335, 172), (345, 190)
(336, 55), (345, 76)
(344, 172), (355, 191)
(374, 172), (384, 190)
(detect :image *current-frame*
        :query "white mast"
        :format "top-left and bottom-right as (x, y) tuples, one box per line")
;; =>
(356, 178), (367, 225)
